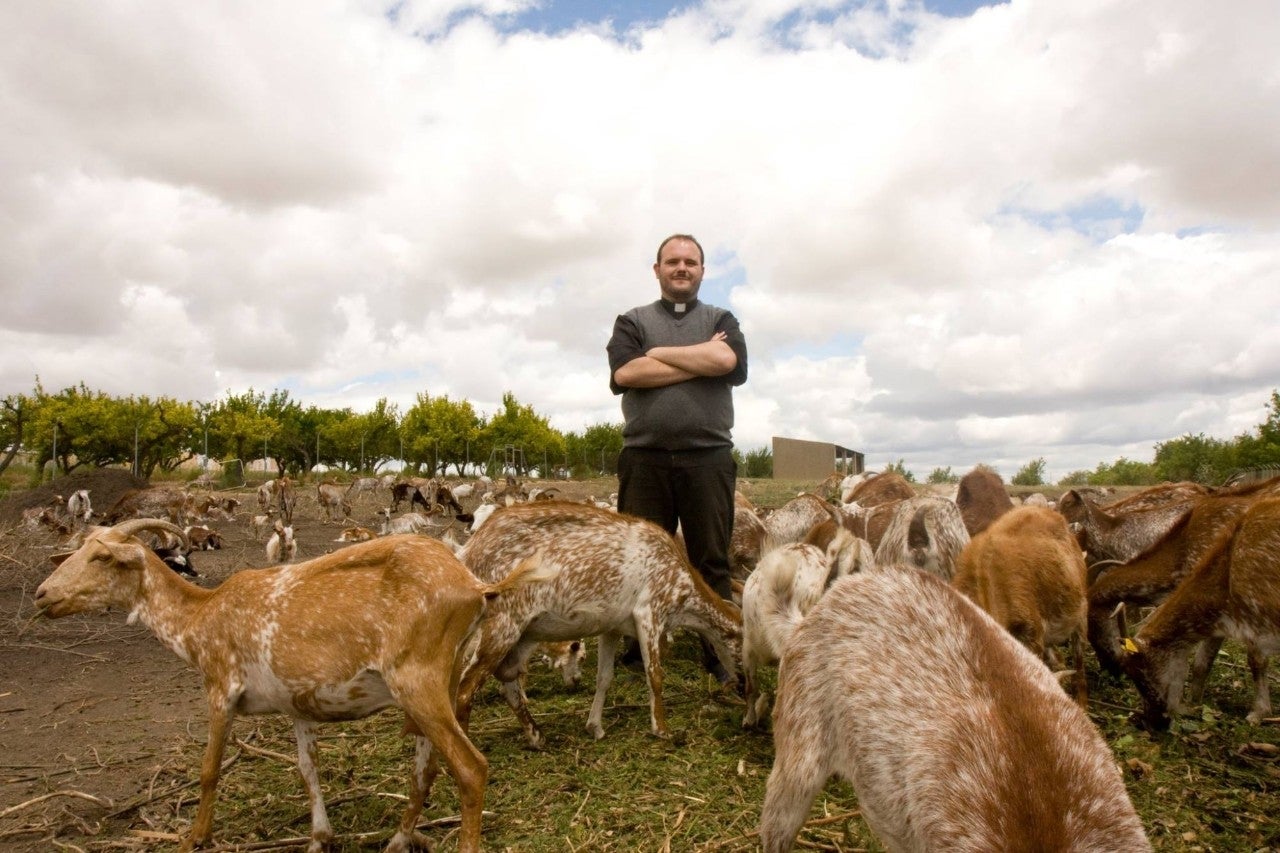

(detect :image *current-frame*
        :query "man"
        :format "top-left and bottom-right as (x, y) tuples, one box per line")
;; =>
(607, 233), (748, 684)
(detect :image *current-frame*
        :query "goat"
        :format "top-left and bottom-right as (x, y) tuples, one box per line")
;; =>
(378, 508), (440, 536)
(66, 489), (92, 523)
(844, 471), (915, 508)
(952, 506), (1089, 705)
(955, 465), (1014, 537)
(256, 478), (278, 512)
(535, 639), (588, 688)
(276, 475), (297, 524)
(730, 502), (768, 579)
(1058, 481), (1205, 569)
(873, 495), (969, 581)
(34, 519), (555, 853)
(250, 509), (277, 540)
(763, 493), (837, 547)
(104, 486), (188, 525)
(334, 525), (377, 543)
(345, 476), (382, 502)
(1086, 479), (1280, 676)
(453, 500), (742, 746)
(759, 568), (1150, 853)
(184, 525), (224, 551)
(316, 481), (352, 524)
(1119, 495), (1280, 729)
(741, 528), (863, 728)
(265, 520), (296, 564)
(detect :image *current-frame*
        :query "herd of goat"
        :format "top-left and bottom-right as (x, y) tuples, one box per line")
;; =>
(23, 466), (1280, 851)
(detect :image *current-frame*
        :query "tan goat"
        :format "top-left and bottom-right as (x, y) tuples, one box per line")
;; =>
(760, 568), (1149, 852)
(34, 519), (554, 853)
(952, 505), (1089, 705)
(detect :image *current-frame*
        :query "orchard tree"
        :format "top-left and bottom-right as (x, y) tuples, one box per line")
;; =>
(1153, 433), (1236, 485)
(401, 393), (482, 476)
(478, 392), (564, 477)
(564, 422), (624, 477)
(0, 394), (29, 476)
(883, 459), (916, 483)
(206, 389), (280, 474)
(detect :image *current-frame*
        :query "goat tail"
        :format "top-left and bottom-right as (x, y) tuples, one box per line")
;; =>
(483, 550), (560, 600)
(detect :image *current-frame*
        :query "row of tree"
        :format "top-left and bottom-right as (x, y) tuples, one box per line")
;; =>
(5, 381), (1276, 488)
(0, 382), (780, 483)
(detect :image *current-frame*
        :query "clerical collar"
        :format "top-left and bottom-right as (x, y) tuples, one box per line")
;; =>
(659, 297), (698, 316)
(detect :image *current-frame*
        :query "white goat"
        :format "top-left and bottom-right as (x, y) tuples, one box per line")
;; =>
(759, 568), (1149, 853)
(34, 519), (555, 853)
(741, 528), (865, 728)
(66, 489), (92, 523)
(265, 520), (296, 563)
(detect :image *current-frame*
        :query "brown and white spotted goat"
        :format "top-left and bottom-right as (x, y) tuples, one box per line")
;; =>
(34, 519), (554, 853)
(1119, 495), (1280, 729)
(454, 500), (742, 747)
(760, 568), (1149, 853)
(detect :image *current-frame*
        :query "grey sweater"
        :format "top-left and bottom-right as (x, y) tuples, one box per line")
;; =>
(607, 299), (748, 451)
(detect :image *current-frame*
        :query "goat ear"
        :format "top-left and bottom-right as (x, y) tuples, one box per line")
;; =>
(104, 541), (149, 568)
(49, 551), (74, 567)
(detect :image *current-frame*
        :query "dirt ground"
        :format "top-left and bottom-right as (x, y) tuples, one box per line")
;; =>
(0, 471), (610, 851)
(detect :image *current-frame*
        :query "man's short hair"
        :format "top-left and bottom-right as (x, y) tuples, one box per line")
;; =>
(656, 234), (704, 266)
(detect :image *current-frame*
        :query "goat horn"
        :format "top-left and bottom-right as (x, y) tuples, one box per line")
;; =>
(113, 518), (189, 549)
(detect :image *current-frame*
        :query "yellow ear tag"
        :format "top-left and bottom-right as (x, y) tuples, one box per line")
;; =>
(1123, 638), (1139, 653)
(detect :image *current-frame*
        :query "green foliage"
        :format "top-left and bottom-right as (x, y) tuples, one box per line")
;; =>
(206, 389), (280, 470)
(0, 393), (29, 477)
(739, 445), (773, 478)
(26, 382), (198, 478)
(1011, 457), (1047, 486)
(883, 458), (916, 483)
(1153, 433), (1236, 485)
(402, 392), (483, 476)
(478, 392), (565, 477)
(1088, 457), (1157, 486)
(926, 466), (958, 484)
(1058, 469), (1092, 486)
(564, 423), (624, 477)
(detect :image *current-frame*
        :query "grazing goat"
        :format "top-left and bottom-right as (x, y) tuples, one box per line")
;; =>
(763, 493), (837, 547)
(536, 640), (588, 688)
(955, 466), (1014, 537)
(741, 528), (862, 728)
(844, 471), (915, 508)
(454, 501), (742, 746)
(1086, 480), (1280, 675)
(256, 478), (278, 512)
(345, 476), (382, 501)
(873, 495), (969, 581)
(265, 520), (296, 563)
(34, 519), (555, 853)
(952, 506), (1089, 705)
(316, 481), (352, 524)
(730, 502), (768, 579)
(759, 568), (1150, 853)
(1119, 496), (1280, 729)
(1058, 481), (1204, 569)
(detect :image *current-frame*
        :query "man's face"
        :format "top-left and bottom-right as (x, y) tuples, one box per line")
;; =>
(653, 238), (704, 303)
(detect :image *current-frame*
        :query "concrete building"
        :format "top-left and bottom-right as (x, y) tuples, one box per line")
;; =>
(771, 436), (864, 480)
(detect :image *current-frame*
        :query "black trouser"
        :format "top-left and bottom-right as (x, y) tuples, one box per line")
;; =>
(617, 445), (736, 601)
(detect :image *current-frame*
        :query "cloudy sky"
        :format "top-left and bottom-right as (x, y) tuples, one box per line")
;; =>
(3, 0), (1278, 482)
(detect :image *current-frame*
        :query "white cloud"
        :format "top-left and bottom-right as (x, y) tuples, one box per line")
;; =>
(2, 0), (1278, 484)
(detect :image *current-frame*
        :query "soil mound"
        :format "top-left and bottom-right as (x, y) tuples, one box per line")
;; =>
(0, 468), (150, 528)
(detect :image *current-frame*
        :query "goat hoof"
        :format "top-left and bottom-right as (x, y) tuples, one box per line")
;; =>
(587, 723), (605, 740)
